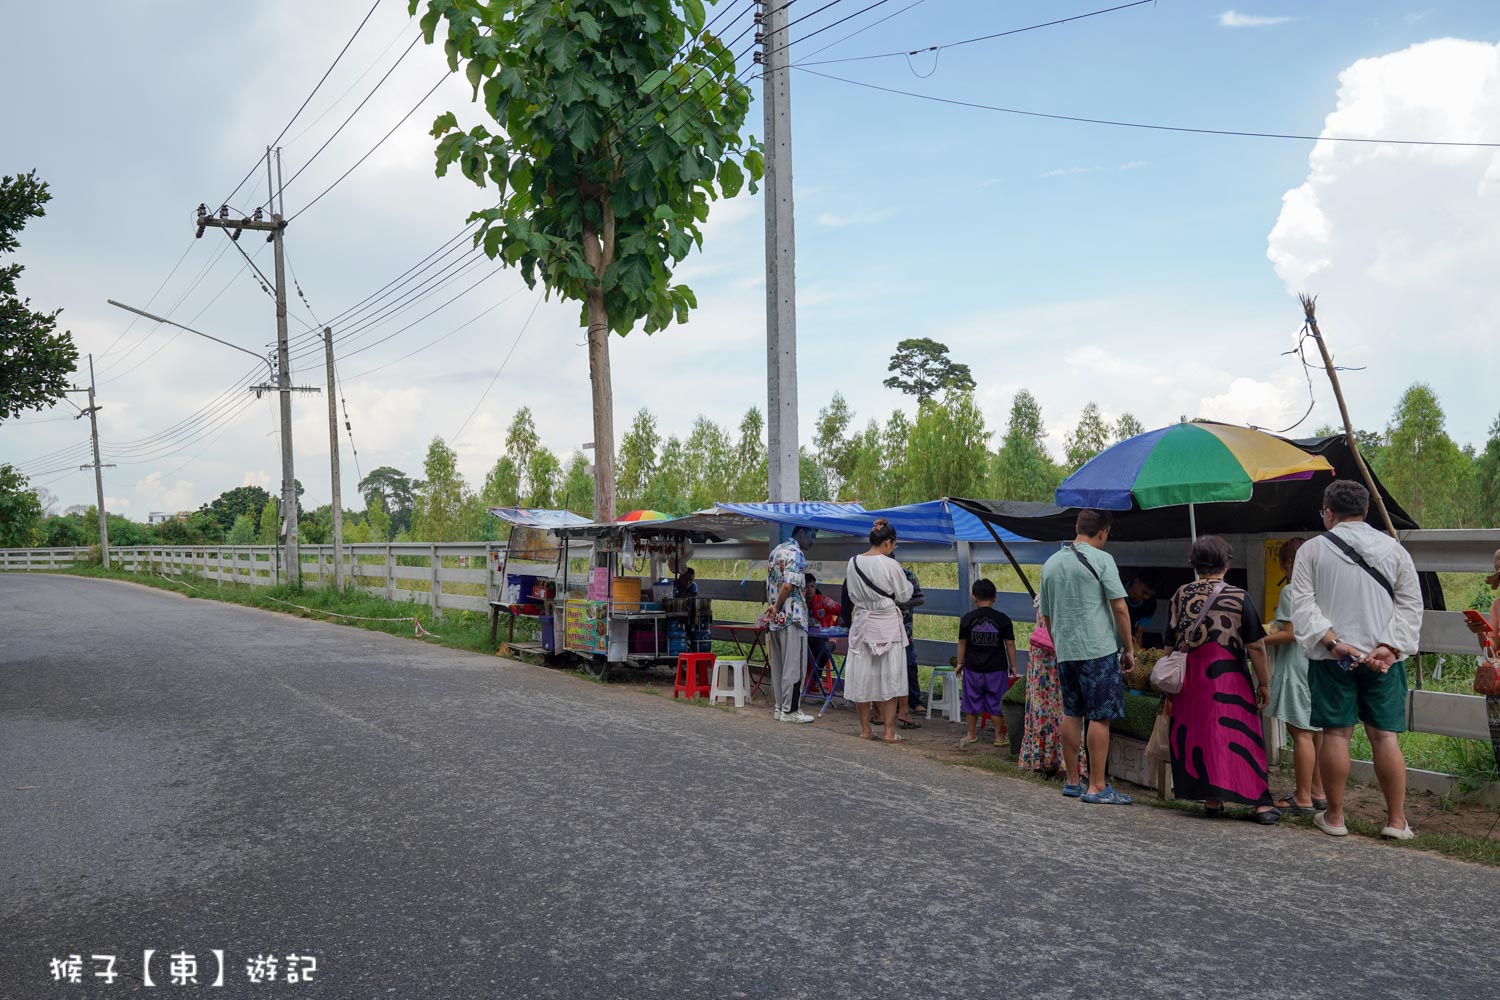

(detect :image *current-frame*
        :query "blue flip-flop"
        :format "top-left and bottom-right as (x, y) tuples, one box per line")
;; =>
(1061, 783), (1084, 798)
(1081, 784), (1133, 805)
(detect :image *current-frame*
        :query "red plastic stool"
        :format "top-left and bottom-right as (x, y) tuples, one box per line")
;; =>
(674, 652), (716, 699)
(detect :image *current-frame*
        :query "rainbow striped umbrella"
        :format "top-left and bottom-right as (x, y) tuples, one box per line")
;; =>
(1056, 420), (1333, 537)
(617, 509), (672, 523)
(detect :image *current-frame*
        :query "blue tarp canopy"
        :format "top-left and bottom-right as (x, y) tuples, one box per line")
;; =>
(486, 507), (592, 529)
(715, 500), (1028, 544)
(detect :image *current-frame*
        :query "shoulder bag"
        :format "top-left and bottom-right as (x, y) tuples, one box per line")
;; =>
(1322, 531), (1395, 600)
(839, 556), (895, 626)
(1150, 581), (1226, 695)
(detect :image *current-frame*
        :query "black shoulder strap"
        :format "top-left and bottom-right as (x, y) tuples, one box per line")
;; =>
(1065, 543), (1101, 582)
(1322, 531), (1395, 600)
(851, 556), (895, 601)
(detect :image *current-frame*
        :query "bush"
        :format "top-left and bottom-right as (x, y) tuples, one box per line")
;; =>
(1118, 692), (1162, 741)
(1002, 673), (1026, 705)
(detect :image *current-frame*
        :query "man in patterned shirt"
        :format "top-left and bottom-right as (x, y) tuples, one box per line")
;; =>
(765, 526), (816, 723)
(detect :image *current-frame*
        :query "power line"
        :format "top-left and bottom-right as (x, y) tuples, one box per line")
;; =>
(222, 0), (387, 209)
(452, 294), (544, 443)
(763, 0), (897, 60)
(795, 67), (1500, 147)
(286, 15), (418, 147)
(94, 239), (198, 361)
(343, 288), (526, 381)
(788, 0), (1154, 67)
(794, 0), (930, 61)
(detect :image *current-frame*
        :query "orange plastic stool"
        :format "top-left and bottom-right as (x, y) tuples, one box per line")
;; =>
(674, 652), (716, 699)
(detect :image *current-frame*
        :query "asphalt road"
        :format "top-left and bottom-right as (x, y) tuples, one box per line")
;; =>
(3, 574), (1498, 999)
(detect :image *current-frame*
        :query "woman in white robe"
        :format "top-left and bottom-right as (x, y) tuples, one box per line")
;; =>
(843, 518), (914, 742)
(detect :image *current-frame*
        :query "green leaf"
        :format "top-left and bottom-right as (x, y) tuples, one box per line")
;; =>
(465, 58), (483, 99)
(744, 148), (764, 183)
(652, 204), (675, 221)
(682, 0), (706, 33)
(640, 68), (671, 94)
(430, 111), (459, 138)
(717, 159), (744, 198)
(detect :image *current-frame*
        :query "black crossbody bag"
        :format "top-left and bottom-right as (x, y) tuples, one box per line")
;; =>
(838, 557), (896, 627)
(1322, 531), (1395, 600)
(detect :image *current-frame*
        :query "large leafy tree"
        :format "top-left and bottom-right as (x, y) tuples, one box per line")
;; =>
(616, 407), (661, 512)
(0, 464), (43, 546)
(1475, 414), (1500, 527)
(1382, 383), (1470, 527)
(731, 406), (768, 501)
(882, 337), (975, 403)
(1113, 412), (1145, 443)
(682, 414), (733, 510)
(358, 466), (417, 535)
(1, 171), (77, 421)
(1064, 402), (1111, 471)
(412, 0), (762, 522)
(560, 451), (594, 515)
(992, 389), (1060, 503)
(200, 485), (272, 534)
(412, 436), (472, 541)
(903, 392), (992, 502)
(814, 392), (859, 498)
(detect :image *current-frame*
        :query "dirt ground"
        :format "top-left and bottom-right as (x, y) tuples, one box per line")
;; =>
(553, 654), (1500, 847)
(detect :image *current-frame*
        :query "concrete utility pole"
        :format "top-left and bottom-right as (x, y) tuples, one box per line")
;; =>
(324, 328), (345, 591)
(195, 154), (303, 586)
(756, 0), (800, 503)
(75, 354), (114, 568)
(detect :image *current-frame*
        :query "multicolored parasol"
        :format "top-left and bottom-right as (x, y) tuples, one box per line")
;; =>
(1056, 420), (1334, 537)
(617, 509), (673, 523)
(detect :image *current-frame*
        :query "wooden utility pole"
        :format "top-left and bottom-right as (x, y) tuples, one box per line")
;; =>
(756, 0), (800, 504)
(324, 328), (345, 591)
(1299, 293), (1397, 538)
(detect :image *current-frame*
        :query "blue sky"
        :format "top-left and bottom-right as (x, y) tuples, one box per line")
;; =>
(4, 1), (1499, 516)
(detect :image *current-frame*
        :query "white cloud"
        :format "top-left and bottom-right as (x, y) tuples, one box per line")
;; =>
(815, 209), (893, 227)
(1267, 37), (1500, 444)
(1040, 161), (1146, 178)
(135, 472), (197, 512)
(103, 496), (130, 509)
(1219, 11), (1294, 28)
(241, 470), (271, 488)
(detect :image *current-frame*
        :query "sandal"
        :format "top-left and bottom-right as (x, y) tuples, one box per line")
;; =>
(1203, 803), (1227, 819)
(1081, 784), (1133, 805)
(897, 718), (921, 730)
(1253, 807), (1284, 826)
(881, 734), (904, 744)
(1274, 791), (1317, 816)
(1312, 796), (1330, 811)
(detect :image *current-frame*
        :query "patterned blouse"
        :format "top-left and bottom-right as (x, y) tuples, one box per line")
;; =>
(1165, 580), (1266, 666)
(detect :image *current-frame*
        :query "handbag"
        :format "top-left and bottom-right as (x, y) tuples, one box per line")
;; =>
(1145, 698), (1173, 762)
(1475, 647), (1500, 697)
(1150, 582), (1226, 694)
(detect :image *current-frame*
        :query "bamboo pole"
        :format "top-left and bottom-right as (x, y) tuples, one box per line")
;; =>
(1298, 294), (1398, 539)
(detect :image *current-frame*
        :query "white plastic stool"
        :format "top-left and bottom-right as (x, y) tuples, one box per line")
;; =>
(926, 666), (962, 722)
(708, 658), (750, 708)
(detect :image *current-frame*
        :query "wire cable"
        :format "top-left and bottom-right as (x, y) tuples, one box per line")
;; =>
(451, 294), (544, 442)
(794, 0), (929, 61)
(343, 288), (526, 382)
(286, 15), (418, 147)
(795, 67), (1500, 147)
(763, 0), (896, 60)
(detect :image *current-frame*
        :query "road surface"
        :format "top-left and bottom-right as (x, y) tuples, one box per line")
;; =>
(3, 574), (1497, 998)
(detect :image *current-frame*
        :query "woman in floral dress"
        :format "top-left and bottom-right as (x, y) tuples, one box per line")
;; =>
(1019, 617), (1084, 776)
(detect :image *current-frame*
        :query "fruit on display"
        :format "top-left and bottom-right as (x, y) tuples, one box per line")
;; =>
(1129, 648), (1167, 691)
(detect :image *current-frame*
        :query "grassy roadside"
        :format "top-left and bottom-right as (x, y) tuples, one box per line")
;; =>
(53, 565), (533, 655)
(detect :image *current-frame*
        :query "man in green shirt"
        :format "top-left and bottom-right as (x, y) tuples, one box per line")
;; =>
(1038, 508), (1136, 804)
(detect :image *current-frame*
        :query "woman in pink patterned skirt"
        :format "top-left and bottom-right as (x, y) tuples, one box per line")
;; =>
(1019, 616), (1085, 777)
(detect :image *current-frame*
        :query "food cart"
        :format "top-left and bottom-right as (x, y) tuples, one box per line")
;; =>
(550, 511), (766, 679)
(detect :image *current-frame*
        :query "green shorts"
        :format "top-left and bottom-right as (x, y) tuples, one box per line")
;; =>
(1308, 659), (1408, 733)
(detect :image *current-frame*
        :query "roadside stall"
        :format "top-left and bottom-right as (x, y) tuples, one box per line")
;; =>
(485, 507), (592, 650)
(549, 509), (767, 679)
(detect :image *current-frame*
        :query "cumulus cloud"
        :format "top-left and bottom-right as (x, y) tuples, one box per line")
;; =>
(1219, 11), (1294, 28)
(135, 472), (198, 512)
(815, 208), (894, 227)
(1267, 37), (1500, 443)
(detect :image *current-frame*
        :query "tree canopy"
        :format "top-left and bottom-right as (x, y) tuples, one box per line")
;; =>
(411, 0), (762, 521)
(1, 171), (77, 421)
(882, 337), (975, 403)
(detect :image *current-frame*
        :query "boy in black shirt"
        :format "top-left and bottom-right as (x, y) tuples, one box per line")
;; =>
(956, 579), (1018, 749)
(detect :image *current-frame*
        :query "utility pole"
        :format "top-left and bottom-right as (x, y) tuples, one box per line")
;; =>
(756, 0), (800, 504)
(195, 149), (306, 586)
(72, 354), (115, 568)
(324, 328), (344, 591)
(1298, 294), (1398, 538)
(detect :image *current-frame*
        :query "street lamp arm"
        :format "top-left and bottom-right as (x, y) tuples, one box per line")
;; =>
(105, 299), (275, 376)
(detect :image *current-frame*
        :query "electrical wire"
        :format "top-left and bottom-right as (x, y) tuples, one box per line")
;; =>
(94, 239), (198, 361)
(788, 0), (1154, 67)
(342, 288), (526, 382)
(793, 0), (929, 61)
(762, 0), (897, 60)
(222, 0), (387, 209)
(795, 66), (1500, 147)
(286, 15), (418, 147)
(451, 294), (544, 442)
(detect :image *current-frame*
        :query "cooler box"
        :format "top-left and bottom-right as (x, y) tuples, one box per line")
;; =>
(539, 614), (555, 652)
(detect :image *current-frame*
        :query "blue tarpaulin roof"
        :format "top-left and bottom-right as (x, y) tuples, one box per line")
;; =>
(715, 500), (1028, 544)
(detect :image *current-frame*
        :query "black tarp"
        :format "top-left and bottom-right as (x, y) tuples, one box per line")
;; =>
(951, 433), (1445, 609)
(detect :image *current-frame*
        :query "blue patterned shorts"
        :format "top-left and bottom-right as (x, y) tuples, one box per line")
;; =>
(1057, 653), (1125, 721)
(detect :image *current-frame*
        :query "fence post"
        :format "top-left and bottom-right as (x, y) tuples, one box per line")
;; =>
(386, 545), (395, 601)
(956, 541), (972, 606)
(429, 544), (441, 620)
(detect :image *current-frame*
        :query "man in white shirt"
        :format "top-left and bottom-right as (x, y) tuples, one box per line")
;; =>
(1290, 480), (1424, 840)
